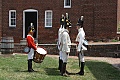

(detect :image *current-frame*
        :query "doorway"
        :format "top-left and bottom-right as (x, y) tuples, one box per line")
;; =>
(23, 9), (38, 38)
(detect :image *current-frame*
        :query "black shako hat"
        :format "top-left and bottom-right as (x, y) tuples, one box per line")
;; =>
(77, 16), (84, 27)
(28, 23), (35, 33)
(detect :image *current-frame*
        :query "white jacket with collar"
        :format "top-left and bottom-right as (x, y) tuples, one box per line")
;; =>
(58, 26), (64, 45)
(76, 28), (85, 52)
(61, 29), (71, 53)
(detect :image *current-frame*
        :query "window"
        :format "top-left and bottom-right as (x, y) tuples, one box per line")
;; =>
(9, 10), (16, 27)
(45, 10), (52, 27)
(117, 21), (120, 32)
(64, 0), (71, 8)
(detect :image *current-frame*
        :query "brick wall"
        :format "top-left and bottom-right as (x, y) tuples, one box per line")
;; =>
(1, 0), (117, 43)
(82, 0), (117, 40)
(0, 0), (2, 39)
(117, 0), (120, 29)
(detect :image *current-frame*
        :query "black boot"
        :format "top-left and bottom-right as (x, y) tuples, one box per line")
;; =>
(28, 59), (34, 72)
(61, 63), (68, 76)
(60, 60), (63, 73)
(58, 57), (60, 70)
(77, 62), (85, 75)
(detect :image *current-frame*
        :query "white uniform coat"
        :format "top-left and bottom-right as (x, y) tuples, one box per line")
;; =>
(61, 29), (71, 62)
(58, 25), (64, 50)
(58, 25), (64, 59)
(75, 28), (85, 62)
(76, 28), (85, 52)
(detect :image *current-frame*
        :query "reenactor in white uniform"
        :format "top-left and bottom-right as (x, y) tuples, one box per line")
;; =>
(58, 14), (65, 72)
(75, 16), (87, 75)
(60, 13), (71, 76)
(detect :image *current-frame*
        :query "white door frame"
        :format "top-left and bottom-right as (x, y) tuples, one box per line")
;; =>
(23, 9), (38, 38)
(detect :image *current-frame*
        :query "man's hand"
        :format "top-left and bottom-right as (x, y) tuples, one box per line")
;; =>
(36, 43), (38, 47)
(76, 51), (80, 57)
(75, 41), (79, 45)
(66, 52), (69, 55)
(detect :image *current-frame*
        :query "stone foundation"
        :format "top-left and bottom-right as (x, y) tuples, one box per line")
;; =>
(86, 44), (120, 58)
(13, 43), (120, 58)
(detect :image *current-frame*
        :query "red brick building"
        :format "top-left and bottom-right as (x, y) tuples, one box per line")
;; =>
(0, 0), (118, 43)
(117, 0), (120, 32)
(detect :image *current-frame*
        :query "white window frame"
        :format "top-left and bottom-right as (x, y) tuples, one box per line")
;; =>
(45, 10), (53, 28)
(9, 10), (16, 27)
(64, 0), (71, 8)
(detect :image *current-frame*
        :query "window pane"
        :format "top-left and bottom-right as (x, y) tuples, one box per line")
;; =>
(46, 19), (52, 26)
(49, 22), (52, 26)
(11, 12), (15, 18)
(46, 22), (51, 26)
(66, 0), (70, 6)
(11, 19), (16, 25)
(46, 19), (52, 23)
(46, 19), (49, 23)
(46, 12), (52, 18)
(46, 23), (49, 26)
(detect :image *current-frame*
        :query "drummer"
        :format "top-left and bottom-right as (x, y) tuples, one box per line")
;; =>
(26, 23), (37, 72)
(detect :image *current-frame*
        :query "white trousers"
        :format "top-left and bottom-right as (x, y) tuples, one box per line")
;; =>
(59, 51), (62, 60)
(78, 50), (85, 62)
(62, 51), (69, 63)
(28, 48), (34, 59)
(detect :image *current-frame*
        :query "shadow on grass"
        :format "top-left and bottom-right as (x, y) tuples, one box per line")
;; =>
(44, 68), (60, 76)
(14, 70), (28, 72)
(86, 61), (120, 80)
(14, 69), (40, 73)
(45, 68), (77, 76)
(65, 70), (77, 75)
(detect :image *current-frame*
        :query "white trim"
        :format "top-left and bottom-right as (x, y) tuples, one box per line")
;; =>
(9, 10), (16, 27)
(45, 10), (53, 28)
(27, 34), (34, 40)
(24, 9), (38, 12)
(117, 32), (120, 34)
(64, 0), (71, 8)
(23, 9), (38, 38)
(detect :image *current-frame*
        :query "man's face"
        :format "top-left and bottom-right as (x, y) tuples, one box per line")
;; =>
(29, 28), (35, 35)
(29, 31), (34, 35)
(66, 27), (69, 30)
(66, 27), (70, 31)
(76, 26), (79, 30)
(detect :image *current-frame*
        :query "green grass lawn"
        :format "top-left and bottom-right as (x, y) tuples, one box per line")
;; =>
(0, 54), (120, 80)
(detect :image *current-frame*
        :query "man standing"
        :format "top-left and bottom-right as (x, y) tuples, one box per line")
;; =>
(26, 23), (37, 72)
(75, 16), (86, 75)
(58, 14), (65, 72)
(60, 13), (71, 76)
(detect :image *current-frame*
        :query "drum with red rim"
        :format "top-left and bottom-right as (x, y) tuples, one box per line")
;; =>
(33, 47), (47, 63)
